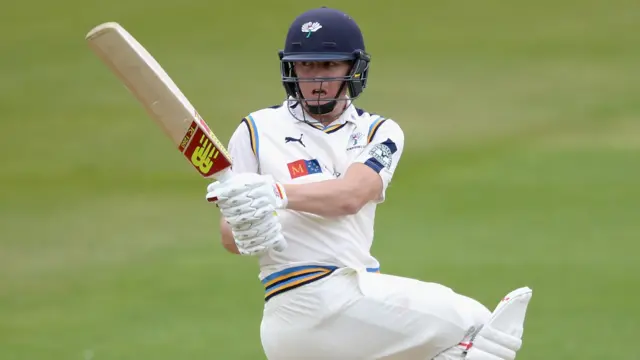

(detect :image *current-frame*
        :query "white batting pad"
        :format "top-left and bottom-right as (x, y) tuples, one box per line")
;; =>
(466, 287), (533, 360)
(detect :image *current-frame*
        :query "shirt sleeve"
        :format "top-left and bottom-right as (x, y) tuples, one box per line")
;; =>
(353, 119), (405, 202)
(228, 119), (259, 174)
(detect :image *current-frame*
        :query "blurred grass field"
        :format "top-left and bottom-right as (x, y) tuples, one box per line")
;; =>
(1, 0), (639, 359)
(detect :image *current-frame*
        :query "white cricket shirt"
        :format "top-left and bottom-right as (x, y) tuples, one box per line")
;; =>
(226, 99), (405, 280)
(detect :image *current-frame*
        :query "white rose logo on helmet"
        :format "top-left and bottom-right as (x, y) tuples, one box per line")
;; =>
(301, 22), (322, 38)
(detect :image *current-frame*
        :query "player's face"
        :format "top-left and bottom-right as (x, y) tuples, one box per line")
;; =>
(294, 61), (351, 107)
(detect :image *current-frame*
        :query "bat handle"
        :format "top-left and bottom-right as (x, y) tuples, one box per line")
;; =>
(215, 168), (234, 182)
(206, 168), (234, 203)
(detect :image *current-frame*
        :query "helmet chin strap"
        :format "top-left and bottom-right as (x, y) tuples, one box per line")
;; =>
(301, 80), (347, 116)
(305, 100), (337, 115)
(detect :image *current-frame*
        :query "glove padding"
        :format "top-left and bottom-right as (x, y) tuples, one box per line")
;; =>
(207, 173), (288, 255)
(228, 212), (287, 255)
(207, 173), (287, 218)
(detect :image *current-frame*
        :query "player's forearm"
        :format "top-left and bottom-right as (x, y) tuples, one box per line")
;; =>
(219, 217), (240, 254)
(283, 179), (366, 217)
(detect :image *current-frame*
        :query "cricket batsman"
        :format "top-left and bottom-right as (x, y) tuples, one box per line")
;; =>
(206, 6), (533, 359)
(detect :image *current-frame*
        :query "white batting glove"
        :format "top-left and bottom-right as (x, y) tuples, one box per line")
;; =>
(227, 213), (287, 255)
(206, 173), (288, 213)
(206, 173), (288, 255)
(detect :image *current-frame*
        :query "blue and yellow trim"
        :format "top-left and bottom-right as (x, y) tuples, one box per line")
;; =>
(305, 122), (348, 134)
(323, 123), (347, 134)
(367, 116), (387, 144)
(241, 115), (259, 157)
(262, 265), (380, 301)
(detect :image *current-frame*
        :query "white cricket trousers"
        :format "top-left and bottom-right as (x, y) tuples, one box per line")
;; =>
(260, 267), (491, 360)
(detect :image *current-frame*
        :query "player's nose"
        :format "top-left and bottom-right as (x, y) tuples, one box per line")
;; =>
(303, 65), (333, 79)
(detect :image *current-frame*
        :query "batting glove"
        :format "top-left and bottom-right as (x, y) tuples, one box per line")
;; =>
(206, 173), (288, 212)
(207, 173), (288, 255)
(227, 213), (287, 255)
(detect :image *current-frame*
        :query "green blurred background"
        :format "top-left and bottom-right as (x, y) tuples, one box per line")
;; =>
(1, 0), (639, 359)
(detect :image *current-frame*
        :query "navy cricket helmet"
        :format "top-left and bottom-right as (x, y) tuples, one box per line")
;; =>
(278, 7), (371, 116)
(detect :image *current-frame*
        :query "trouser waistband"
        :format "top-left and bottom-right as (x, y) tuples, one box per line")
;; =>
(262, 265), (380, 302)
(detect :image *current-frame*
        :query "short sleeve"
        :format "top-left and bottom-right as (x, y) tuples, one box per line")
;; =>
(228, 119), (259, 174)
(354, 119), (405, 202)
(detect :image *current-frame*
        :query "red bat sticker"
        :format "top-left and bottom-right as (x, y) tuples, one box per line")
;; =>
(180, 121), (231, 177)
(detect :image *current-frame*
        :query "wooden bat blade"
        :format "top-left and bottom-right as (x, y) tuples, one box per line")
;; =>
(85, 22), (232, 180)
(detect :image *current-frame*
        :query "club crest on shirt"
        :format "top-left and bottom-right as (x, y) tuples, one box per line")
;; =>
(347, 132), (364, 151)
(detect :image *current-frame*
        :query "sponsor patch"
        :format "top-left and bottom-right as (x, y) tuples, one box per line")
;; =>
(369, 143), (393, 169)
(287, 159), (322, 179)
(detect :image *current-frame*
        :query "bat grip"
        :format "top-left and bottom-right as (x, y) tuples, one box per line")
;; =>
(206, 168), (234, 203)
(215, 168), (234, 182)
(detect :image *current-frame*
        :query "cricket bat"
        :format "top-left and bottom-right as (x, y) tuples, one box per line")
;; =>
(85, 22), (233, 182)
